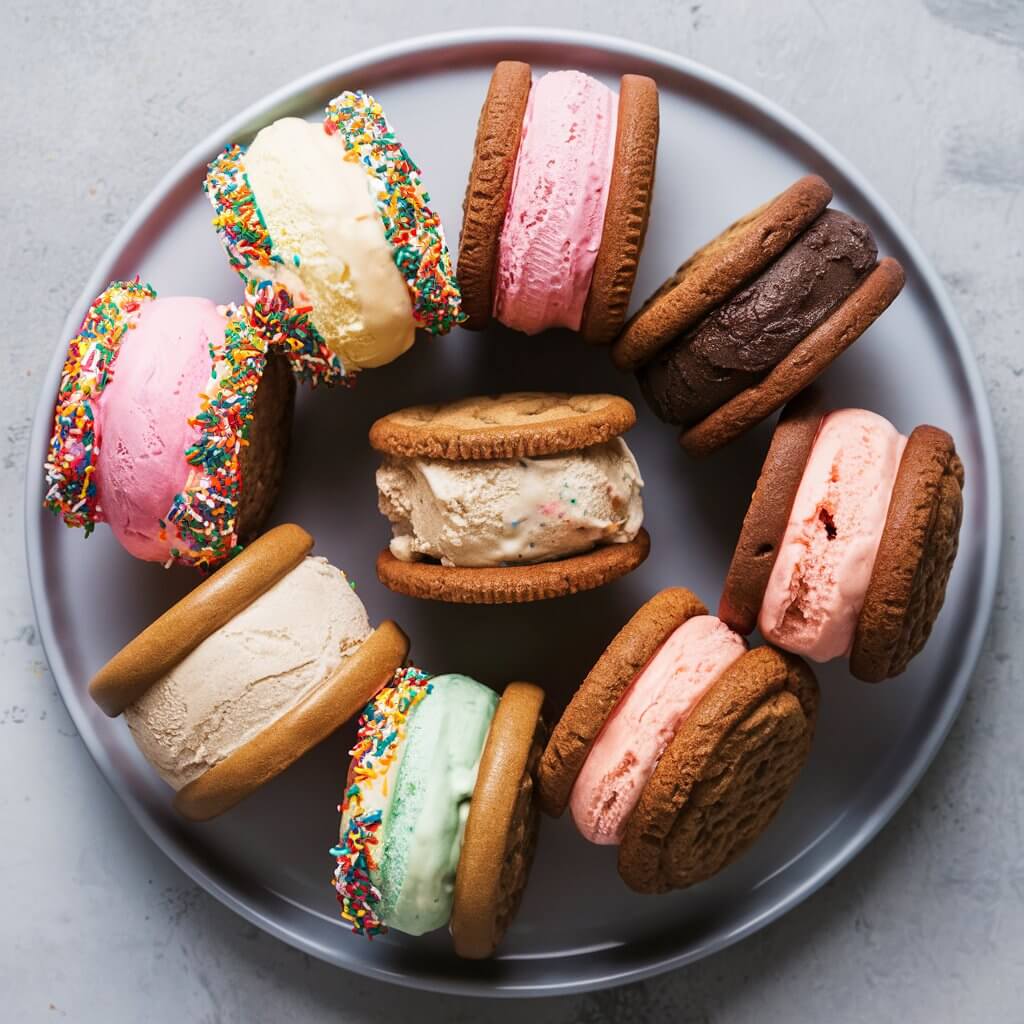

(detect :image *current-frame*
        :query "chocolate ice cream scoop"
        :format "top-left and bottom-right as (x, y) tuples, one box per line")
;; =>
(638, 210), (878, 427)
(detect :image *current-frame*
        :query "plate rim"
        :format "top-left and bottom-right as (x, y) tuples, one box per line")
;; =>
(24, 26), (1003, 997)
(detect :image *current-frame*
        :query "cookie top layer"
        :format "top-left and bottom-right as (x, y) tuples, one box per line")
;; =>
(680, 257), (906, 456)
(369, 392), (637, 460)
(718, 390), (825, 635)
(375, 528), (650, 604)
(851, 426), (964, 682)
(457, 61), (533, 331)
(452, 681), (546, 959)
(611, 175), (834, 370)
(89, 523), (314, 717)
(580, 74), (660, 346)
(618, 646), (818, 892)
(537, 588), (707, 817)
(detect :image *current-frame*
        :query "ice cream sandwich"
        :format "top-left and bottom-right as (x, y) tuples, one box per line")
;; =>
(538, 588), (818, 892)
(43, 281), (294, 570)
(332, 668), (544, 958)
(611, 175), (906, 455)
(370, 392), (649, 603)
(719, 390), (964, 681)
(458, 62), (659, 344)
(88, 524), (409, 820)
(205, 91), (462, 387)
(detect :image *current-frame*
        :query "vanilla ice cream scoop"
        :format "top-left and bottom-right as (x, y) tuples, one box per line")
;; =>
(205, 91), (462, 387)
(88, 525), (409, 820)
(377, 437), (644, 567)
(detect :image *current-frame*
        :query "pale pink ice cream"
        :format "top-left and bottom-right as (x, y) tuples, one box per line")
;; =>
(570, 615), (747, 845)
(759, 409), (907, 662)
(94, 297), (221, 562)
(492, 70), (618, 334)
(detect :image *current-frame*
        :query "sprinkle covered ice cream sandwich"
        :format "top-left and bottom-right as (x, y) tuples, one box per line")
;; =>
(612, 175), (906, 455)
(88, 525), (409, 820)
(370, 392), (649, 603)
(204, 91), (462, 386)
(538, 588), (819, 892)
(43, 281), (294, 570)
(719, 390), (964, 681)
(459, 62), (659, 344)
(332, 667), (544, 958)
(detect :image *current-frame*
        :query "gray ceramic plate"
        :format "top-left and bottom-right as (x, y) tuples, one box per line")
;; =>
(25, 28), (1000, 997)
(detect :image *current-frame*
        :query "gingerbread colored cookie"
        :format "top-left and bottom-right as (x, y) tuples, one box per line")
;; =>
(369, 392), (637, 460)
(618, 646), (818, 893)
(457, 61), (533, 330)
(89, 523), (314, 716)
(236, 351), (296, 543)
(452, 681), (546, 959)
(376, 529), (650, 604)
(537, 587), (706, 817)
(718, 390), (825, 635)
(580, 74), (660, 347)
(611, 175), (834, 371)
(679, 257), (906, 457)
(850, 426), (965, 682)
(175, 620), (409, 821)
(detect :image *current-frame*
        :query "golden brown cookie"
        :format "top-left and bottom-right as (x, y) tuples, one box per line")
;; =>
(369, 392), (637, 460)
(376, 529), (650, 604)
(89, 523), (314, 716)
(850, 426), (965, 682)
(236, 351), (296, 543)
(580, 75), (660, 346)
(457, 61), (533, 330)
(611, 175), (834, 371)
(537, 587), (706, 817)
(175, 621), (410, 820)
(679, 257), (906, 456)
(618, 646), (818, 893)
(718, 390), (825, 635)
(452, 681), (546, 959)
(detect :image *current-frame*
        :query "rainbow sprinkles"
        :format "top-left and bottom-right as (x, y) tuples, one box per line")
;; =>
(43, 280), (157, 530)
(324, 91), (464, 336)
(331, 666), (433, 937)
(203, 145), (347, 388)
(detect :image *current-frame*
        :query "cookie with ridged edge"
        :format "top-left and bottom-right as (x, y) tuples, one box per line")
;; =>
(376, 529), (650, 604)
(89, 523), (315, 717)
(718, 389), (825, 636)
(611, 175), (834, 371)
(457, 61), (533, 331)
(235, 351), (295, 545)
(538, 587), (707, 817)
(369, 392), (637, 461)
(851, 426), (964, 682)
(679, 257), (905, 457)
(452, 681), (546, 959)
(175, 620), (409, 821)
(580, 74), (660, 346)
(618, 646), (818, 893)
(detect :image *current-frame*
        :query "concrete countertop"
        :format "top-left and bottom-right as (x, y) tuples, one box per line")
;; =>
(2, 1), (1021, 1020)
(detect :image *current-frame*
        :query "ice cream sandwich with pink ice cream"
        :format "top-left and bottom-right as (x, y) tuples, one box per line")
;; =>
(458, 62), (659, 344)
(719, 389), (965, 682)
(537, 587), (819, 893)
(43, 281), (294, 570)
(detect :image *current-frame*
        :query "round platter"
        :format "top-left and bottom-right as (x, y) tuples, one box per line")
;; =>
(25, 28), (1000, 997)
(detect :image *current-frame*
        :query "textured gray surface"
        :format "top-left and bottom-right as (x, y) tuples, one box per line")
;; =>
(2, 1), (1021, 1021)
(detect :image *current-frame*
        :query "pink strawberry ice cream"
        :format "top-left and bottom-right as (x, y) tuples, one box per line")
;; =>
(759, 409), (907, 662)
(95, 297), (221, 562)
(570, 615), (747, 845)
(492, 70), (617, 334)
